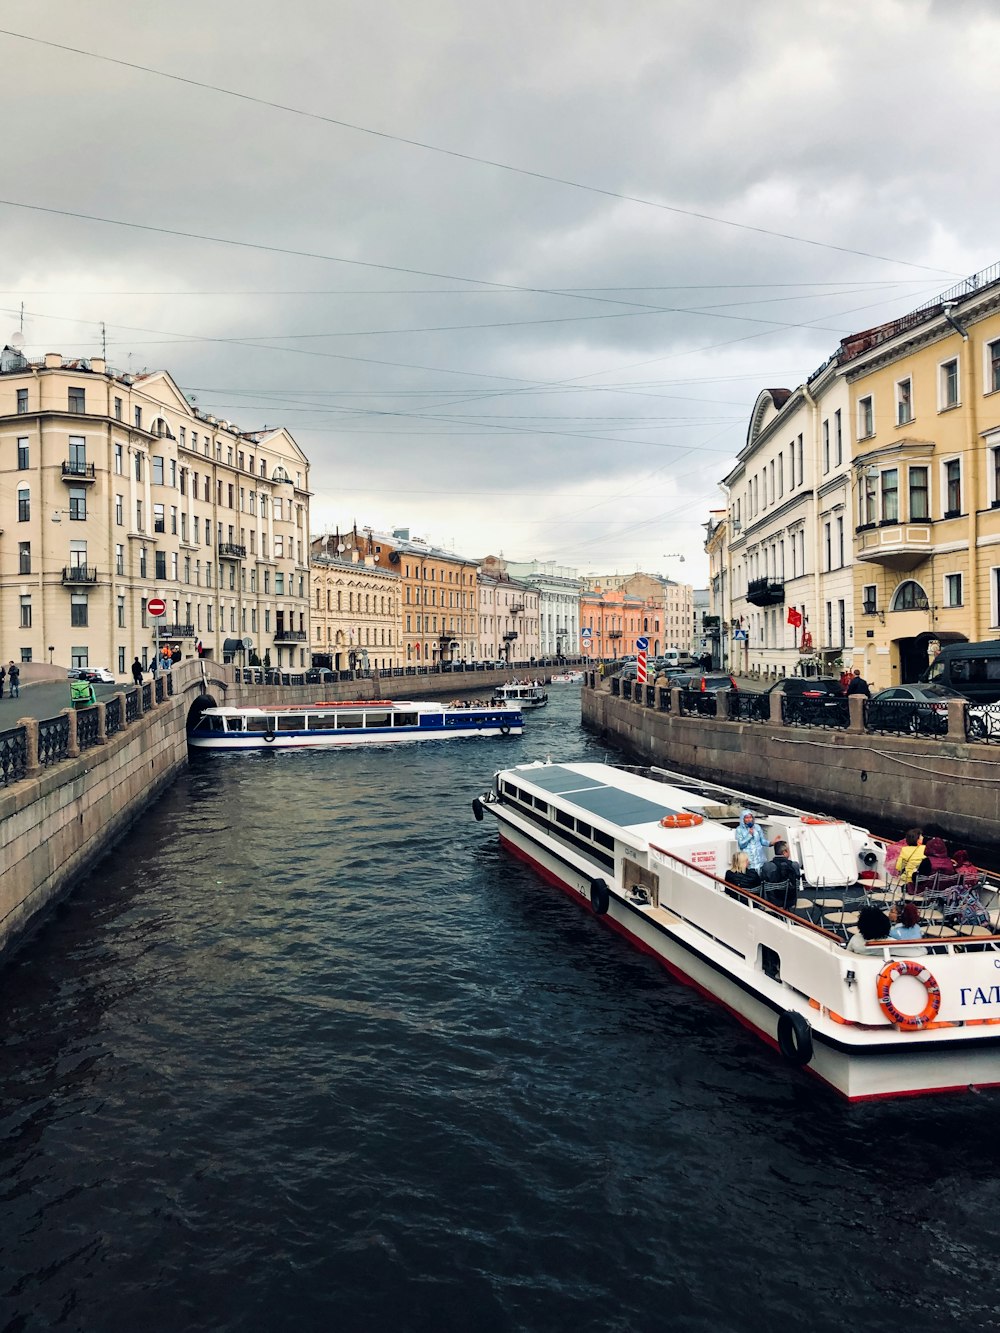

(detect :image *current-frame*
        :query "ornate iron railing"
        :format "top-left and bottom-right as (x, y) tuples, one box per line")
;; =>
(155, 677), (166, 702)
(142, 683), (152, 711)
(967, 702), (1000, 743)
(680, 688), (718, 718)
(105, 695), (122, 738)
(125, 688), (142, 723)
(77, 707), (99, 751)
(864, 698), (949, 739)
(780, 696), (850, 729)
(734, 692), (769, 723)
(0, 726), (27, 785)
(166, 673), (175, 696)
(38, 715), (69, 767)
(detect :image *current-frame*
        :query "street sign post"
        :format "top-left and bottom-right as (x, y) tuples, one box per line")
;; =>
(147, 598), (166, 675)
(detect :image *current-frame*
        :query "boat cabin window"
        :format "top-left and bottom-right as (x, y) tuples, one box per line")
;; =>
(364, 711), (391, 728)
(393, 712), (419, 727)
(204, 715), (227, 732)
(577, 820), (593, 840)
(245, 715), (272, 732)
(311, 713), (340, 730)
(555, 809), (574, 829)
(336, 713), (361, 728)
(593, 829), (615, 851)
(532, 796), (548, 812)
(278, 714), (306, 731)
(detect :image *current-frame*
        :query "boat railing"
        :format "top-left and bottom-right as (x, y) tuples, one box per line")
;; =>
(652, 845), (845, 944)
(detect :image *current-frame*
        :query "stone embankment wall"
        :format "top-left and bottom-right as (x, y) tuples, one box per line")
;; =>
(582, 680), (1000, 854)
(0, 661), (534, 961)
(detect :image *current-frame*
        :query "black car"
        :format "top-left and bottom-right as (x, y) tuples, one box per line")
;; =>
(866, 683), (964, 735)
(765, 677), (846, 725)
(304, 668), (334, 684)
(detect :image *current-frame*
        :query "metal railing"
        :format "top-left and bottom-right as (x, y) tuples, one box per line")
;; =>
(38, 716), (69, 767)
(968, 702), (1000, 743)
(680, 687), (718, 718)
(733, 692), (769, 723)
(274, 629), (307, 641)
(155, 677), (166, 703)
(105, 695), (122, 738)
(62, 565), (98, 584)
(0, 726), (27, 785)
(61, 460), (96, 479)
(218, 542), (246, 559)
(125, 688), (142, 724)
(142, 683), (152, 711)
(864, 698), (950, 738)
(77, 707), (99, 751)
(780, 696), (850, 729)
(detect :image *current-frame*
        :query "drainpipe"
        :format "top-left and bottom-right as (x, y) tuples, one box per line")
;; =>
(800, 383), (823, 661)
(960, 319), (980, 640)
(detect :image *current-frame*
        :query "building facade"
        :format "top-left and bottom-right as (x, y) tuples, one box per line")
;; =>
(310, 539), (402, 671)
(0, 351), (311, 675)
(477, 572), (540, 663)
(505, 559), (580, 659)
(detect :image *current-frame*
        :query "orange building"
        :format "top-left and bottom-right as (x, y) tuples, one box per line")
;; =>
(579, 586), (662, 660)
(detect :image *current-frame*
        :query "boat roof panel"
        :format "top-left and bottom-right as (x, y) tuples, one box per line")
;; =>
(513, 763), (678, 826)
(518, 765), (608, 794)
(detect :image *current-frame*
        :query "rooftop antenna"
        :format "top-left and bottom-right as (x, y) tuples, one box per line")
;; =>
(101, 321), (107, 359)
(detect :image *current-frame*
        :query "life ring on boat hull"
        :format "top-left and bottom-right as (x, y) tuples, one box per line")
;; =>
(777, 1010), (813, 1066)
(659, 812), (704, 829)
(499, 722), (511, 736)
(472, 797), (485, 822)
(875, 960), (941, 1030)
(263, 730), (276, 743)
(589, 878), (610, 916)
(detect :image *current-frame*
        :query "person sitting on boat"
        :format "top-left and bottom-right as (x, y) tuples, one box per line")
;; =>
(912, 835), (959, 896)
(725, 851), (760, 892)
(894, 828), (924, 887)
(735, 810), (771, 873)
(846, 905), (893, 953)
(758, 840), (801, 911)
(888, 901), (929, 956)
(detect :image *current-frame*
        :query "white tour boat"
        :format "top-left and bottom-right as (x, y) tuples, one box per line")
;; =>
(492, 680), (548, 709)
(549, 671), (585, 684)
(472, 759), (1000, 1100)
(190, 699), (522, 750)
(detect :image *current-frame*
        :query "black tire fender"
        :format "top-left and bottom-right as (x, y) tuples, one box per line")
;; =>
(264, 730), (276, 743)
(500, 723), (510, 736)
(472, 797), (485, 822)
(777, 1009), (813, 1066)
(589, 877), (610, 916)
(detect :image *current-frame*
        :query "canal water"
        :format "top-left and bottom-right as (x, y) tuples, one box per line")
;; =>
(2, 688), (999, 1332)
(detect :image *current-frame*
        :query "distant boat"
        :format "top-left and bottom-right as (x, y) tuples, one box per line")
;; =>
(492, 681), (548, 709)
(189, 699), (522, 750)
(549, 671), (584, 684)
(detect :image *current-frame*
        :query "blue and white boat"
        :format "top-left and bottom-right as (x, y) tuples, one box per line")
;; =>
(189, 699), (522, 750)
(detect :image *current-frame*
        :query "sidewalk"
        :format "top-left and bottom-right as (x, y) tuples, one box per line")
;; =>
(0, 678), (123, 729)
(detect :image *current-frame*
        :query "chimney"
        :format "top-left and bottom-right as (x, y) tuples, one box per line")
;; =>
(90, 357), (106, 374)
(44, 352), (61, 368)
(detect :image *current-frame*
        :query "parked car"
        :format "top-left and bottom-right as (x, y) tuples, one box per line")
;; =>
(694, 673), (739, 693)
(765, 676), (845, 725)
(304, 668), (334, 684)
(68, 667), (116, 684)
(866, 683), (964, 735)
(920, 639), (1000, 704)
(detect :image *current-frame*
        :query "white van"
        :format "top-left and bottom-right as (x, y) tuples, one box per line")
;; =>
(660, 649), (681, 668)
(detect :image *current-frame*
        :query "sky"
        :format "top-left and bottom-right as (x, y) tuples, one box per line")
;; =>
(2, 0), (997, 586)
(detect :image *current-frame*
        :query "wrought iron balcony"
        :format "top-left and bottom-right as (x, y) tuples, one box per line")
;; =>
(218, 542), (246, 560)
(274, 627), (307, 641)
(62, 565), (98, 584)
(158, 623), (195, 638)
(608, 630), (623, 639)
(746, 577), (785, 607)
(503, 630), (519, 641)
(61, 460), (96, 481)
(510, 603), (525, 614)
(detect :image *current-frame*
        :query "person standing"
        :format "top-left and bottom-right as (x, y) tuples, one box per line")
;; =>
(847, 668), (871, 698)
(132, 656), (144, 686)
(736, 810), (771, 873)
(8, 661), (19, 698)
(0, 663), (6, 698)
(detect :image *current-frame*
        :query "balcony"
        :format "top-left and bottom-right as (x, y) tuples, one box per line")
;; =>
(746, 577), (785, 607)
(218, 542), (246, 560)
(856, 524), (932, 571)
(62, 565), (98, 584)
(510, 603), (525, 614)
(61, 460), (96, 482)
(608, 630), (623, 640)
(503, 630), (519, 642)
(157, 623), (195, 638)
(274, 627), (307, 641)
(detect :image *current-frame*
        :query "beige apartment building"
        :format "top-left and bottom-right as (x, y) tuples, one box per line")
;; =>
(0, 351), (311, 676)
(310, 534), (402, 671)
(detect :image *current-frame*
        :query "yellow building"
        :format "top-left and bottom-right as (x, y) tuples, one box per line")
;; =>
(841, 265), (1000, 686)
(0, 350), (311, 676)
(310, 537), (402, 672)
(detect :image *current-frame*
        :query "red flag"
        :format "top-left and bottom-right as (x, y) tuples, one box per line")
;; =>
(787, 607), (802, 628)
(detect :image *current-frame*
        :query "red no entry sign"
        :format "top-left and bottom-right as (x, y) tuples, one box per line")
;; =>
(147, 598), (166, 618)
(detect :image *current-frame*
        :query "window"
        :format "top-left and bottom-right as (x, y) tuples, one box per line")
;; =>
(114, 396), (122, 420)
(834, 409), (842, 465)
(71, 646), (88, 670)
(68, 386), (85, 413)
(822, 419), (830, 473)
(116, 543), (124, 575)
(18, 486), (29, 521)
(858, 396), (874, 439)
(153, 503), (165, 533)
(155, 551), (167, 579)
(134, 451), (143, 481)
(16, 387), (27, 414)
(881, 468), (898, 523)
(909, 466), (929, 520)
(20, 649), (32, 663)
(862, 583), (878, 615)
(170, 505), (177, 535)
(134, 406), (143, 429)
(891, 580), (929, 611)
(117, 595), (126, 628)
(118, 647), (126, 674)
(989, 339), (1000, 394)
(836, 515), (844, 566)
(940, 358), (960, 409)
(68, 435), (86, 469)
(18, 542), (30, 574)
(71, 593), (89, 627)
(944, 459), (961, 515)
(945, 573), (963, 607)
(68, 487), (86, 520)
(17, 437), (29, 469)
(896, 378), (913, 425)
(152, 456), (165, 485)
(114, 442), (123, 473)
(824, 522), (832, 570)
(862, 472), (877, 525)
(20, 596), (32, 628)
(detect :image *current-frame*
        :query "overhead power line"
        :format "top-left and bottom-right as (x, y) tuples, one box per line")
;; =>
(0, 26), (962, 278)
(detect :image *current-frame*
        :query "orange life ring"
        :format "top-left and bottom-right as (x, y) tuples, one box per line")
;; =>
(801, 815), (838, 825)
(875, 960), (941, 1031)
(659, 812), (704, 829)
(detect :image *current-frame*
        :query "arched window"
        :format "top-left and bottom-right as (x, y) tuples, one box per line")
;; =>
(891, 580), (929, 611)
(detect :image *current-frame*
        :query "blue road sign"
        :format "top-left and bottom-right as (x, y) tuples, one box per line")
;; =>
(733, 628), (748, 642)
(581, 627), (593, 639)
(636, 637), (649, 651)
